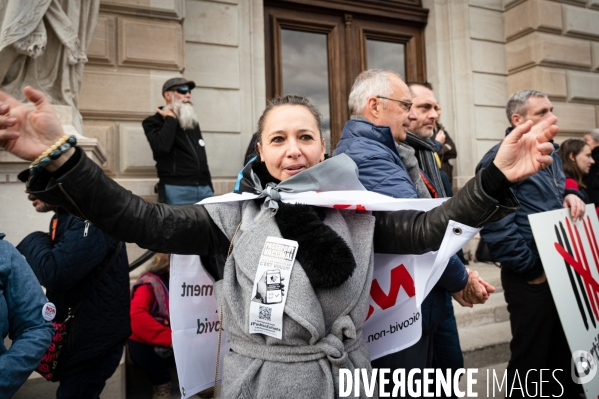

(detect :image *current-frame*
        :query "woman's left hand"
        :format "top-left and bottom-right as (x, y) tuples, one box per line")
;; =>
(0, 87), (65, 161)
(493, 116), (559, 182)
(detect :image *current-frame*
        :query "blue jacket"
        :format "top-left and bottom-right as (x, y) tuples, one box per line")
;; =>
(0, 234), (54, 398)
(333, 118), (418, 198)
(334, 119), (468, 333)
(476, 128), (579, 280)
(17, 209), (130, 378)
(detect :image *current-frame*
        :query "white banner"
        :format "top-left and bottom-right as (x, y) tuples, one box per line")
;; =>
(529, 204), (599, 398)
(365, 220), (479, 359)
(170, 254), (229, 399)
(170, 190), (477, 397)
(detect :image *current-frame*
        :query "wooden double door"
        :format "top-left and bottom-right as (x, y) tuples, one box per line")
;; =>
(264, 0), (428, 150)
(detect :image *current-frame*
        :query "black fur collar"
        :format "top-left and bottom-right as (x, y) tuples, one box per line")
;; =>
(245, 157), (357, 288)
(274, 202), (356, 289)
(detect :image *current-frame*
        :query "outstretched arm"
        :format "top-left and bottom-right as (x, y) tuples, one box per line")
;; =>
(0, 87), (221, 256)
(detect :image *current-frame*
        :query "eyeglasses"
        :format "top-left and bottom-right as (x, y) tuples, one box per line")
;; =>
(174, 87), (192, 95)
(376, 96), (412, 111)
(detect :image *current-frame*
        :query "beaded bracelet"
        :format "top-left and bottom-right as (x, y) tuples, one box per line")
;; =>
(29, 135), (77, 176)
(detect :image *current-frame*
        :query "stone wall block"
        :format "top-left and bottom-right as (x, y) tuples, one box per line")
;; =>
(470, 7), (505, 42)
(552, 101), (597, 132)
(82, 121), (117, 175)
(476, 139), (502, 164)
(596, 105), (599, 127)
(505, 0), (562, 41)
(473, 73), (509, 106)
(503, 0), (524, 10)
(87, 15), (116, 65)
(550, 0), (586, 4)
(186, 1), (239, 46)
(186, 43), (240, 89)
(100, 0), (184, 20)
(506, 33), (540, 71)
(507, 66), (567, 98)
(590, 0), (599, 10)
(196, 89), (242, 132)
(563, 4), (599, 40)
(474, 106), (509, 139)
(202, 132), (243, 176)
(80, 66), (152, 120)
(195, 0), (238, 4)
(471, 40), (508, 74)
(506, 32), (591, 72)
(592, 42), (599, 71)
(118, 123), (156, 174)
(469, 0), (504, 11)
(117, 17), (183, 70)
(567, 70), (599, 103)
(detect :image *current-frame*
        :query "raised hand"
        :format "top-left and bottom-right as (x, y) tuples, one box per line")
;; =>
(493, 115), (559, 182)
(0, 87), (64, 161)
(156, 106), (176, 119)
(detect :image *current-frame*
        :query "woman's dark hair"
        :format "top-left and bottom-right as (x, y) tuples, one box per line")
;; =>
(558, 139), (588, 188)
(256, 95), (322, 145)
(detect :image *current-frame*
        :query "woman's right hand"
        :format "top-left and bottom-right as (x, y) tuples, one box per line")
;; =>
(0, 87), (65, 161)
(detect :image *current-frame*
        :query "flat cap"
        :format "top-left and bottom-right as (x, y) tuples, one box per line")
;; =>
(162, 77), (196, 94)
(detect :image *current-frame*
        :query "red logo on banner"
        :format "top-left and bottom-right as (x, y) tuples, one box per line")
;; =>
(333, 204), (367, 211)
(365, 264), (415, 321)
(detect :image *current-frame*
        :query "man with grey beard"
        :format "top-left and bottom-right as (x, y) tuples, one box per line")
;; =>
(143, 77), (213, 205)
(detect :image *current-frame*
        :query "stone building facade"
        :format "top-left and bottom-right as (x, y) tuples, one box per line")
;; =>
(1, 0), (598, 246)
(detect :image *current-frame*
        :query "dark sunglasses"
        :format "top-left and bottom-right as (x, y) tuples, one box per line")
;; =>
(174, 87), (192, 95)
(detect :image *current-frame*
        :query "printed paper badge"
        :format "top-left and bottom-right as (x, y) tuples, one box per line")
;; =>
(42, 302), (57, 321)
(249, 236), (298, 339)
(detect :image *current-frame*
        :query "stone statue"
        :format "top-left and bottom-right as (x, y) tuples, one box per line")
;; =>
(0, 0), (100, 129)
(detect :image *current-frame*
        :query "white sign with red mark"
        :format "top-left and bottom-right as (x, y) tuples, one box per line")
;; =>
(530, 205), (599, 398)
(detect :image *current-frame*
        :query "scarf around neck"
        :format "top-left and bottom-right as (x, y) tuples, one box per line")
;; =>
(405, 132), (447, 198)
(237, 154), (367, 215)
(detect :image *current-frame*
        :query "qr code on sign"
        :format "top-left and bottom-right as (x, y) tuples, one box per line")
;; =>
(259, 305), (271, 321)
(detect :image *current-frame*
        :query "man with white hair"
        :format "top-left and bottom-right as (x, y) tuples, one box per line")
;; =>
(143, 77), (213, 205)
(333, 69), (418, 198)
(584, 128), (599, 206)
(334, 70), (491, 397)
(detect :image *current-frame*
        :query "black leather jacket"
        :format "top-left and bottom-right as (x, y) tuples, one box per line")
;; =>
(27, 148), (519, 280)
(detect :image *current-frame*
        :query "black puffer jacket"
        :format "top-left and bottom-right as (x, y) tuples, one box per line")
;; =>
(17, 208), (130, 379)
(27, 149), (518, 282)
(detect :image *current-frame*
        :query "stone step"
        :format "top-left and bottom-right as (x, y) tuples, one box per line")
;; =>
(460, 321), (512, 369)
(454, 291), (509, 329)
